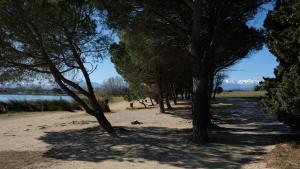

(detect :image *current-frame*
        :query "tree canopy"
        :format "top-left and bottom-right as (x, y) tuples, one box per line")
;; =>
(102, 0), (267, 142)
(262, 0), (300, 128)
(0, 0), (114, 132)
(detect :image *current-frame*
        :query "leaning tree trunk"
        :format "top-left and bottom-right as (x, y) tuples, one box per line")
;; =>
(191, 0), (210, 143)
(48, 59), (115, 134)
(149, 97), (154, 106)
(93, 110), (115, 133)
(138, 100), (148, 108)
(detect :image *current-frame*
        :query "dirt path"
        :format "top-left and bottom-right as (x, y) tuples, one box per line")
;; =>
(0, 99), (298, 169)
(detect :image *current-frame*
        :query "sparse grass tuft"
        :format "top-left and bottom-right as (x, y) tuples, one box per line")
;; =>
(265, 143), (300, 169)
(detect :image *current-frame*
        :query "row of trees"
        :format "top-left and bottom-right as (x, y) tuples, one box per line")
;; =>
(102, 0), (266, 142)
(2, 0), (296, 143)
(99, 76), (128, 96)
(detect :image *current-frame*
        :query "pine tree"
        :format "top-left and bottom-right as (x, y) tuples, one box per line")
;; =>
(263, 0), (300, 128)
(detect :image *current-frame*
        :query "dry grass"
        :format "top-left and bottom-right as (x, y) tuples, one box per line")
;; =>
(216, 91), (266, 98)
(109, 96), (124, 103)
(0, 151), (52, 169)
(265, 143), (300, 169)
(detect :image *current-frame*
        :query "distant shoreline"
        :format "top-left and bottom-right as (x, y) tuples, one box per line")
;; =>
(0, 93), (68, 96)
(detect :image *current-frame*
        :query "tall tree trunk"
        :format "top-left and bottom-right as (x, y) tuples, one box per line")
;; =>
(188, 88), (192, 99)
(191, 0), (210, 143)
(212, 88), (217, 99)
(173, 93), (177, 105)
(154, 97), (159, 104)
(207, 73), (219, 128)
(166, 92), (173, 110)
(171, 85), (177, 105)
(184, 89), (188, 99)
(191, 67), (210, 143)
(156, 73), (165, 113)
(211, 73), (217, 99)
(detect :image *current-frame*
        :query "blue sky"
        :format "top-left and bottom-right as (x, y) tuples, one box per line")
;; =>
(90, 2), (277, 84)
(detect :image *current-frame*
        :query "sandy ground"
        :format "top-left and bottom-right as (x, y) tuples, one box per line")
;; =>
(0, 99), (298, 169)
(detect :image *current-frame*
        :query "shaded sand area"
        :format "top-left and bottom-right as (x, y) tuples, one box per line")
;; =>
(0, 99), (299, 169)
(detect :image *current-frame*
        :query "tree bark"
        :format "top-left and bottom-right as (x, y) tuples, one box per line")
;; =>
(156, 72), (165, 113)
(207, 73), (219, 128)
(184, 89), (188, 99)
(191, 67), (210, 143)
(93, 110), (115, 133)
(191, 0), (210, 143)
(212, 88), (217, 99)
(166, 92), (173, 110)
(154, 97), (159, 104)
(173, 93), (177, 105)
(171, 85), (178, 105)
(181, 91), (184, 100)
(211, 73), (217, 99)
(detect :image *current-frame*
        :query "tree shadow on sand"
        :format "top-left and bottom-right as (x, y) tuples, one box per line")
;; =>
(39, 98), (300, 169)
(39, 126), (298, 169)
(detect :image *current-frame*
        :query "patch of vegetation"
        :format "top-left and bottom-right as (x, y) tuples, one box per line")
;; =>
(262, 0), (300, 128)
(216, 91), (266, 98)
(266, 143), (300, 169)
(0, 100), (82, 113)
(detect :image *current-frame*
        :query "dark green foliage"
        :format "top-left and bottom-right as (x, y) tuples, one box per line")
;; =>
(212, 72), (228, 99)
(0, 1), (115, 132)
(0, 99), (111, 113)
(123, 85), (152, 108)
(0, 100), (82, 113)
(215, 87), (224, 94)
(254, 82), (264, 91)
(262, 0), (300, 128)
(103, 0), (268, 141)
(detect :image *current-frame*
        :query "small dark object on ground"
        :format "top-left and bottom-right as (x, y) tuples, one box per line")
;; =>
(0, 103), (7, 113)
(131, 120), (143, 125)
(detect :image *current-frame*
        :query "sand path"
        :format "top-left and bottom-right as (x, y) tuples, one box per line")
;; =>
(0, 98), (298, 169)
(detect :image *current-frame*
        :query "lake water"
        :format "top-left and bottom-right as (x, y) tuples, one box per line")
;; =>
(0, 94), (72, 102)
